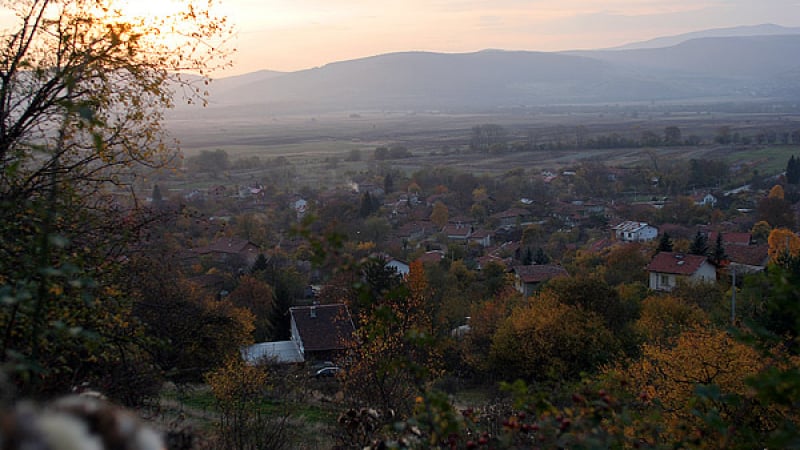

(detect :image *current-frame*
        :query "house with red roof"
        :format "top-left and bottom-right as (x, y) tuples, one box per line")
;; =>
(512, 264), (569, 296)
(646, 252), (716, 291)
(188, 237), (261, 267)
(725, 244), (769, 274)
(707, 231), (752, 246)
(289, 304), (355, 362)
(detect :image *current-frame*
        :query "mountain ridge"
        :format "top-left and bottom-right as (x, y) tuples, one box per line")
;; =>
(182, 30), (800, 115)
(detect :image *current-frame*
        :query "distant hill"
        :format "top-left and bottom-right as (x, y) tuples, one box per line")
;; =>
(176, 31), (800, 115)
(611, 23), (800, 50)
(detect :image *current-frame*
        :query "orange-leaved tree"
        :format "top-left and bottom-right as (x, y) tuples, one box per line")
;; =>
(342, 260), (442, 417)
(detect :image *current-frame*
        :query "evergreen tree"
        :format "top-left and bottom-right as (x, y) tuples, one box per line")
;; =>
(384, 172), (394, 194)
(359, 191), (375, 218)
(522, 247), (534, 265)
(710, 233), (727, 266)
(533, 247), (550, 265)
(787, 155), (800, 185)
(250, 253), (269, 274)
(689, 231), (709, 256)
(657, 232), (674, 253)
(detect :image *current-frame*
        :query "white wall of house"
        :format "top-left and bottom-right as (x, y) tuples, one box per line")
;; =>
(290, 318), (304, 357)
(386, 260), (410, 277)
(690, 262), (717, 283)
(649, 261), (716, 291)
(649, 272), (677, 291)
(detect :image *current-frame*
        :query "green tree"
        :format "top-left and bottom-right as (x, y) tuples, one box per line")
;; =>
(657, 232), (674, 252)
(689, 231), (709, 256)
(187, 149), (231, 178)
(710, 232), (727, 266)
(786, 155), (800, 185)
(664, 126), (682, 145)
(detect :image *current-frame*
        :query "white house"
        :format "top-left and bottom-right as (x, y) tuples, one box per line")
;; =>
(612, 221), (658, 242)
(385, 259), (410, 277)
(646, 252), (717, 291)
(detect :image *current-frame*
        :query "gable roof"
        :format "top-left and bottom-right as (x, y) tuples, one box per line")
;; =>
(725, 244), (769, 267)
(612, 221), (654, 233)
(707, 232), (752, 246)
(290, 304), (355, 352)
(647, 252), (708, 275)
(492, 207), (530, 220)
(193, 237), (259, 255)
(415, 250), (445, 264)
(512, 265), (569, 284)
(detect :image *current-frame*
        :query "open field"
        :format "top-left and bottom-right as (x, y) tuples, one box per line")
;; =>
(165, 106), (800, 188)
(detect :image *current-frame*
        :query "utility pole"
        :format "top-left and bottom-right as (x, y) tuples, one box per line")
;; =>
(731, 266), (736, 326)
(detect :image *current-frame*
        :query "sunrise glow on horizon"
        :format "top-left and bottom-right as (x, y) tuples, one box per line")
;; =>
(215, 0), (800, 76)
(2, 0), (799, 76)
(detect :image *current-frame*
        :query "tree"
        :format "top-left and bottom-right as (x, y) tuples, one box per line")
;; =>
(786, 155), (800, 185)
(710, 232), (727, 266)
(342, 261), (442, 416)
(767, 228), (800, 263)
(359, 191), (376, 218)
(759, 191), (796, 229)
(187, 149), (231, 178)
(610, 325), (773, 444)
(0, 0), (231, 397)
(657, 232), (674, 253)
(634, 295), (707, 345)
(751, 220), (772, 244)
(769, 184), (785, 200)
(430, 201), (449, 228)
(533, 247), (550, 265)
(489, 292), (617, 383)
(227, 276), (276, 342)
(689, 231), (709, 256)
(664, 126), (682, 145)
(603, 243), (649, 286)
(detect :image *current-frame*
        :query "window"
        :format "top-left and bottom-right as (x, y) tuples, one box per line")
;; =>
(660, 274), (670, 287)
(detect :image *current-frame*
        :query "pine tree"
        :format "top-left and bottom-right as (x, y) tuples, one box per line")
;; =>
(522, 247), (534, 265)
(359, 191), (374, 217)
(657, 232), (674, 253)
(787, 155), (800, 185)
(689, 231), (709, 256)
(534, 247), (550, 265)
(710, 233), (727, 266)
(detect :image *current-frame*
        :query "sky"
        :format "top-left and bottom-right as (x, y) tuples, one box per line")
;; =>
(1, 0), (799, 76)
(218, 0), (800, 76)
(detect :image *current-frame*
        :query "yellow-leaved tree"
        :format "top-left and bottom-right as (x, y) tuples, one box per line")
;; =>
(342, 260), (442, 418)
(0, 0), (232, 398)
(608, 324), (787, 445)
(767, 228), (800, 262)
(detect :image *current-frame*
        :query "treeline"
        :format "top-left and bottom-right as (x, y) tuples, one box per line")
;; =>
(469, 123), (800, 153)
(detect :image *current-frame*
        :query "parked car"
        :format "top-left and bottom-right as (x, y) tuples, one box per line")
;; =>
(313, 366), (340, 378)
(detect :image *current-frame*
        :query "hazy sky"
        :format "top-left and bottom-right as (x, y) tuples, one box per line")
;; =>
(219, 0), (800, 75)
(1, 0), (798, 76)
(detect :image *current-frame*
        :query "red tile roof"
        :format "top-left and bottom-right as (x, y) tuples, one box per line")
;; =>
(725, 244), (769, 267)
(646, 252), (708, 275)
(290, 304), (355, 352)
(512, 265), (569, 283)
(707, 232), (752, 246)
(415, 251), (445, 264)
